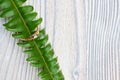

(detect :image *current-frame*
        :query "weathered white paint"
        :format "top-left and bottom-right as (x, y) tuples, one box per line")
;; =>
(0, 0), (119, 80)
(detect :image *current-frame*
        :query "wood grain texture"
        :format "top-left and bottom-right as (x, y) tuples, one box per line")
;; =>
(85, 0), (120, 80)
(0, 0), (119, 80)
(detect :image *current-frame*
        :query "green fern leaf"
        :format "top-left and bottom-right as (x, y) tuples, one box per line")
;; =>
(0, 0), (64, 80)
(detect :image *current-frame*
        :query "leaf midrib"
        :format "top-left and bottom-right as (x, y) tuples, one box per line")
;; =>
(10, 0), (31, 36)
(10, 0), (54, 79)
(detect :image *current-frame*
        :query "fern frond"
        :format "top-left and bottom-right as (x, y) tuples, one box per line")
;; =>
(0, 0), (64, 80)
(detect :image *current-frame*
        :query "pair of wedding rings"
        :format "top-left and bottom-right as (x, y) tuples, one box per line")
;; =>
(20, 27), (39, 41)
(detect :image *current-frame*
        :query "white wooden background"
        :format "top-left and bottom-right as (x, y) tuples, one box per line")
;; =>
(0, 0), (119, 80)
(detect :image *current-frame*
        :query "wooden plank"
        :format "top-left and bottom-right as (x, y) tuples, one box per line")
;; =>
(85, 0), (120, 80)
(0, 0), (119, 80)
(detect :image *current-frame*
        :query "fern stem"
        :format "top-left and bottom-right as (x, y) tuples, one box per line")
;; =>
(10, 0), (31, 36)
(33, 40), (54, 79)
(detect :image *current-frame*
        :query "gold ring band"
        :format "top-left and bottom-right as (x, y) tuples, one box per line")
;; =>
(20, 27), (39, 41)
